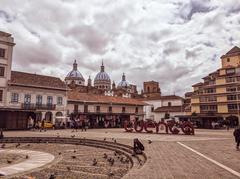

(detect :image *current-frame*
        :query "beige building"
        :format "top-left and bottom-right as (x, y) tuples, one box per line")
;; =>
(0, 31), (67, 129)
(191, 46), (240, 128)
(67, 90), (145, 128)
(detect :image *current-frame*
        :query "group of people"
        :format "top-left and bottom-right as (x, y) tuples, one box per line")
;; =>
(70, 118), (89, 132)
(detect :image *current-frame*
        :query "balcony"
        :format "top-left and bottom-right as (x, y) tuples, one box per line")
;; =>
(21, 103), (56, 110)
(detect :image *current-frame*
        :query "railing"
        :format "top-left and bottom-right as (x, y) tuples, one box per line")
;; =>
(21, 103), (56, 110)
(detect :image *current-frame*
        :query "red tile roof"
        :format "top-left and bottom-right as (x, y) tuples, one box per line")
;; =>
(68, 90), (146, 106)
(143, 95), (183, 101)
(221, 46), (240, 58)
(9, 71), (66, 90)
(154, 106), (184, 113)
(192, 82), (203, 87)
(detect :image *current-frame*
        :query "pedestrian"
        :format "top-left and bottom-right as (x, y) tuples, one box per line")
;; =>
(233, 126), (240, 150)
(81, 119), (86, 132)
(0, 128), (3, 139)
(133, 138), (144, 154)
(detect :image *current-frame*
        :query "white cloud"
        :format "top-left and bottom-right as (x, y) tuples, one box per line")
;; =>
(0, 0), (240, 96)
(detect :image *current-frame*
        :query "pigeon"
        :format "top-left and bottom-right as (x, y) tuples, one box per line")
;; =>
(71, 135), (75, 138)
(114, 139), (117, 143)
(103, 138), (106, 141)
(26, 155), (29, 159)
(108, 171), (114, 177)
(73, 150), (76, 153)
(16, 143), (20, 148)
(58, 152), (62, 155)
(49, 174), (56, 179)
(92, 158), (97, 166)
(148, 140), (152, 144)
(7, 160), (12, 164)
(67, 166), (71, 171)
(103, 153), (108, 159)
(27, 144), (31, 147)
(71, 156), (76, 159)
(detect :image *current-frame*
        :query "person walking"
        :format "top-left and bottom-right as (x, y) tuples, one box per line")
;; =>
(133, 138), (144, 154)
(233, 126), (240, 150)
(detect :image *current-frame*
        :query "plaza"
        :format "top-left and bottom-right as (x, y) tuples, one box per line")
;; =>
(0, 128), (239, 179)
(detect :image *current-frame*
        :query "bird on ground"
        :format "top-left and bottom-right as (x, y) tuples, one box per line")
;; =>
(73, 150), (76, 153)
(7, 160), (12, 164)
(16, 143), (20, 148)
(103, 138), (106, 141)
(25, 155), (29, 159)
(71, 156), (76, 159)
(92, 158), (97, 166)
(114, 139), (117, 143)
(49, 174), (56, 179)
(71, 135), (75, 138)
(103, 153), (108, 159)
(108, 171), (114, 177)
(58, 152), (62, 155)
(67, 166), (71, 171)
(148, 140), (152, 144)
(27, 144), (31, 147)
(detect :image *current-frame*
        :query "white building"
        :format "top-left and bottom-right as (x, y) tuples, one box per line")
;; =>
(0, 31), (67, 129)
(143, 95), (185, 122)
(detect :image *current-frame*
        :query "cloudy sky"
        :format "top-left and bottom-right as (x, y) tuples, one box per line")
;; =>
(0, 0), (240, 96)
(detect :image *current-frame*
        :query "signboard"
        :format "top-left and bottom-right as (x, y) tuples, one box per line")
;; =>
(124, 120), (194, 135)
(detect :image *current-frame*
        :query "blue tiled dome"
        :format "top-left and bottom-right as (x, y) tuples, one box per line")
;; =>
(65, 60), (85, 82)
(117, 73), (129, 88)
(94, 62), (111, 84)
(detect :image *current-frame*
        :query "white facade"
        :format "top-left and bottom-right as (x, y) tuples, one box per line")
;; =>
(0, 31), (14, 107)
(143, 97), (185, 121)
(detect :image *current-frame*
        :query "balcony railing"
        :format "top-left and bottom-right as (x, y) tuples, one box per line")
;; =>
(21, 103), (56, 110)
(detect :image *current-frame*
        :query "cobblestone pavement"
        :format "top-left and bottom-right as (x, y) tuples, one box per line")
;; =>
(2, 128), (239, 179)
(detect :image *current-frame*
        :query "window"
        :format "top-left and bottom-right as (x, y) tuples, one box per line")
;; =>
(227, 95), (237, 101)
(108, 106), (112, 112)
(57, 97), (63, 105)
(36, 95), (42, 105)
(226, 77), (235, 83)
(204, 88), (216, 94)
(47, 96), (53, 105)
(122, 107), (126, 113)
(74, 104), (78, 113)
(226, 68), (235, 75)
(200, 105), (217, 112)
(168, 102), (172, 106)
(135, 107), (138, 113)
(208, 96), (217, 102)
(237, 76), (240, 81)
(24, 94), (31, 104)
(0, 48), (5, 58)
(84, 105), (88, 113)
(11, 93), (19, 103)
(96, 106), (100, 112)
(0, 90), (3, 102)
(227, 58), (230, 62)
(228, 104), (238, 111)
(226, 87), (237, 92)
(0, 67), (4, 77)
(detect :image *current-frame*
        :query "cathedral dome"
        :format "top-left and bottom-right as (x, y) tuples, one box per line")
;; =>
(65, 60), (85, 85)
(94, 61), (111, 90)
(117, 73), (129, 88)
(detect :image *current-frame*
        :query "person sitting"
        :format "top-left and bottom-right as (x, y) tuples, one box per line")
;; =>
(133, 138), (144, 154)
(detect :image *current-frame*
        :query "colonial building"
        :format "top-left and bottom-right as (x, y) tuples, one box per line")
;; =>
(67, 89), (145, 128)
(0, 31), (67, 129)
(191, 46), (240, 128)
(142, 81), (161, 98)
(143, 95), (185, 121)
